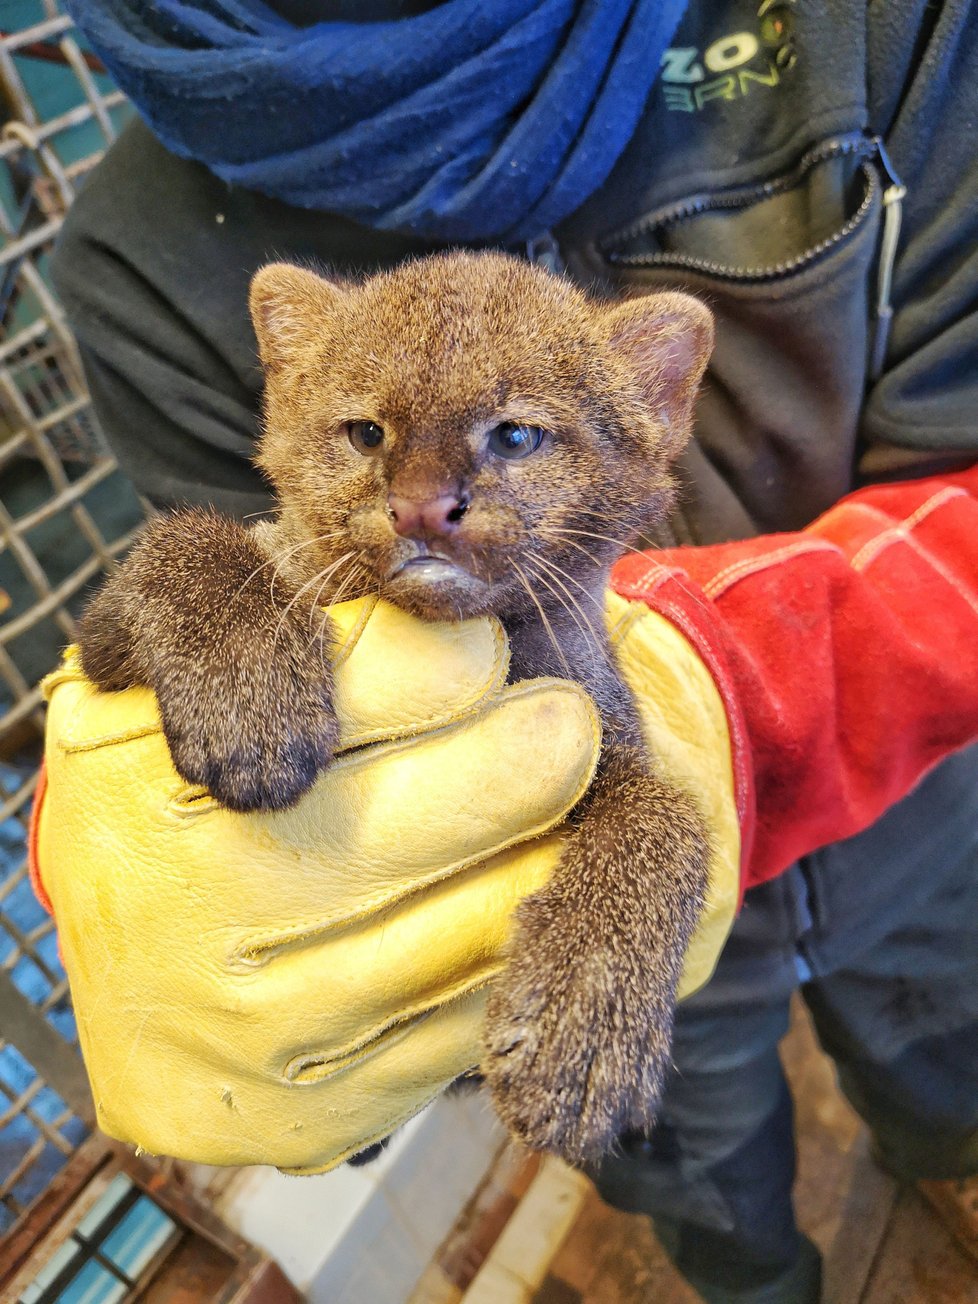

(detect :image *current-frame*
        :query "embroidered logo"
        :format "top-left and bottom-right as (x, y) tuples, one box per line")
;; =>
(660, 1), (797, 113)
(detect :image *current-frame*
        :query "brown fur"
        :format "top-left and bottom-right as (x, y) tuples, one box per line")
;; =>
(79, 252), (714, 1163)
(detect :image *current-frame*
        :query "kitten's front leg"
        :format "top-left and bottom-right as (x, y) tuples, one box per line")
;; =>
(483, 744), (710, 1164)
(78, 508), (339, 811)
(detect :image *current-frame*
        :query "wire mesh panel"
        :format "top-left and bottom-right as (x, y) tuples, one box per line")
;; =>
(0, 0), (145, 1237)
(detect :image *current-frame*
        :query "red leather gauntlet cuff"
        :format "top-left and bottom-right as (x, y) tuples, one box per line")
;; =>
(612, 464), (978, 889)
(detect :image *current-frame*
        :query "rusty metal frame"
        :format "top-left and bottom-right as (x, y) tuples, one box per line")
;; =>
(1, 1137), (302, 1302)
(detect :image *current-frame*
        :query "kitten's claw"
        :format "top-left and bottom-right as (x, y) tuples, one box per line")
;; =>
(482, 887), (674, 1165)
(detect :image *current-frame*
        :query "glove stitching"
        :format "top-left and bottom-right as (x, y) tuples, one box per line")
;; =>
(848, 486), (966, 572)
(855, 516), (978, 619)
(702, 540), (841, 601)
(60, 722), (163, 755)
(230, 681), (601, 966)
(618, 559), (686, 597)
(282, 968), (498, 1083)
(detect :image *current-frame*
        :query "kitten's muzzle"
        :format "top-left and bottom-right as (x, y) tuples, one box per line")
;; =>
(389, 555), (467, 584)
(387, 491), (470, 540)
(387, 539), (465, 580)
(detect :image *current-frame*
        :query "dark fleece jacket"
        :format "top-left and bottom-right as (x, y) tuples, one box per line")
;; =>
(51, 0), (978, 541)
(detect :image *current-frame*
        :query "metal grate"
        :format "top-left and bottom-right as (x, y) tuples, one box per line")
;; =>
(0, 1), (144, 1238)
(0, 1040), (88, 1230)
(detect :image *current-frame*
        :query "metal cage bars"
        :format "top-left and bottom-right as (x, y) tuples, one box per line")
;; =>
(1, 5), (139, 744)
(0, 1), (143, 1236)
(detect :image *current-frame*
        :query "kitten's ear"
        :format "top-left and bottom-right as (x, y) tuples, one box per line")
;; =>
(600, 292), (714, 457)
(249, 263), (348, 371)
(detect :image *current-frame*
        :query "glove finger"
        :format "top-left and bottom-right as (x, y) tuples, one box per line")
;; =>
(43, 671), (597, 936)
(329, 596), (510, 748)
(45, 597), (510, 757)
(164, 678), (599, 940)
(221, 835), (562, 1066)
(277, 987), (491, 1175)
(72, 838), (560, 1171)
(92, 985), (489, 1172)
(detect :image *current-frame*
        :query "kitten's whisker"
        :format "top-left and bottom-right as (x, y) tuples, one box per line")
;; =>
(312, 554), (370, 629)
(315, 559), (375, 676)
(570, 508), (681, 558)
(321, 559), (368, 617)
(269, 530), (352, 602)
(232, 551), (297, 607)
(531, 555), (607, 667)
(310, 557), (365, 672)
(536, 527), (603, 570)
(306, 548), (364, 630)
(269, 552), (356, 657)
(545, 526), (717, 619)
(545, 526), (647, 559)
(535, 553), (608, 615)
(576, 506), (651, 530)
(306, 555), (351, 634)
(231, 532), (342, 606)
(511, 561), (573, 680)
(528, 563), (601, 673)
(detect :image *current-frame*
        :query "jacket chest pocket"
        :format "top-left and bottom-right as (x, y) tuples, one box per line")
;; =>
(604, 135), (882, 276)
(590, 133), (905, 540)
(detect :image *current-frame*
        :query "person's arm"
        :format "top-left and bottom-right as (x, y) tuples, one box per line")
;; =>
(31, 462), (978, 1169)
(618, 5), (978, 884)
(614, 462), (978, 888)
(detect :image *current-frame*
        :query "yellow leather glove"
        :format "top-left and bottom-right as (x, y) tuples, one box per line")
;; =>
(33, 594), (739, 1174)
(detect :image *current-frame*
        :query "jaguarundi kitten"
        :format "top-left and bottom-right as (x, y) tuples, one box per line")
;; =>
(78, 252), (714, 1164)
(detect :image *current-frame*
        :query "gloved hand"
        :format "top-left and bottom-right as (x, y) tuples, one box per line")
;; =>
(30, 593), (741, 1173)
(37, 462), (978, 1174)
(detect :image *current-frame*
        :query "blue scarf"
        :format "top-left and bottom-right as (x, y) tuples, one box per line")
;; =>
(69, 0), (688, 243)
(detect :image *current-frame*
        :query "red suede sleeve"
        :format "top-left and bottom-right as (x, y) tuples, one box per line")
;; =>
(611, 464), (978, 889)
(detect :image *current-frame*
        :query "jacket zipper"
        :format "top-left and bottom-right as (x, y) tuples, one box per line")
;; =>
(869, 136), (906, 378)
(532, 134), (906, 377)
(525, 229), (566, 276)
(601, 132), (883, 282)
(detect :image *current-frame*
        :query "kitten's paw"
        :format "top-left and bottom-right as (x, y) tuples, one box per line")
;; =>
(161, 681), (340, 813)
(483, 890), (674, 1164)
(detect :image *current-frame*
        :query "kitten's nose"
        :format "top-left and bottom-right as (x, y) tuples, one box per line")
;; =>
(388, 492), (470, 539)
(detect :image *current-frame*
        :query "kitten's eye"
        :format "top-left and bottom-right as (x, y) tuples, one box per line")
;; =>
(487, 422), (546, 461)
(347, 421), (385, 456)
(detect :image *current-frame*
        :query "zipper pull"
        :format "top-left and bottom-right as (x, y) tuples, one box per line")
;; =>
(869, 136), (907, 380)
(525, 230), (566, 277)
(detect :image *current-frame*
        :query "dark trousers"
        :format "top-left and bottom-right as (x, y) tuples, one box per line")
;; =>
(591, 744), (978, 1304)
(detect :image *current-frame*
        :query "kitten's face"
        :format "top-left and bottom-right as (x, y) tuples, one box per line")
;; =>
(251, 254), (711, 622)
